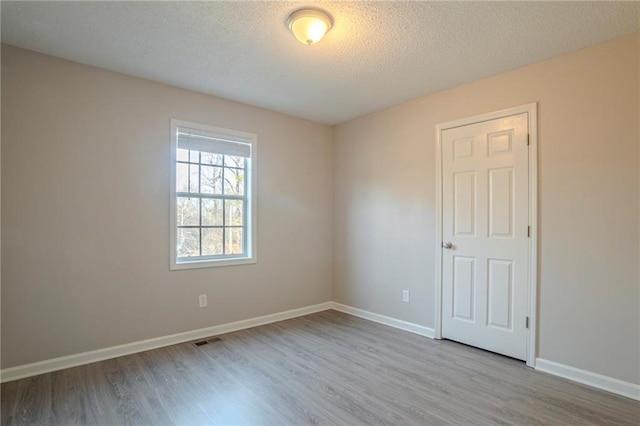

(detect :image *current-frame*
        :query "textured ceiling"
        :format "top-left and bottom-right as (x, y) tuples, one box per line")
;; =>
(2, 1), (639, 125)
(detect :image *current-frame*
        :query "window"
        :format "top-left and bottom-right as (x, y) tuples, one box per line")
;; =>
(170, 120), (257, 269)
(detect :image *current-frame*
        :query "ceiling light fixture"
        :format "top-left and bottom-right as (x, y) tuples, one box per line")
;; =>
(287, 8), (333, 45)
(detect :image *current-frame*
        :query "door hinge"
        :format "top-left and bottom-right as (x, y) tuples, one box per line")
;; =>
(527, 226), (531, 237)
(525, 317), (530, 329)
(526, 133), (530, 146)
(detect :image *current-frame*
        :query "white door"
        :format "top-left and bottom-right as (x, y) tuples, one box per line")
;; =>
(441, 113), (529, 360)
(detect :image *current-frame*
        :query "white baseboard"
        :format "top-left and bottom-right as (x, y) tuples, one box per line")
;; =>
(535, 358), (640, 401)
(331, 302), (436, 339)
(0, 302), (334, 383)
(1, 302), (435, 383)
(10, 302), (637, 403)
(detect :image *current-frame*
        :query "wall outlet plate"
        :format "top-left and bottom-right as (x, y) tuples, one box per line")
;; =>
(199, 294), (207, 308)
(402, 290), (410, 303)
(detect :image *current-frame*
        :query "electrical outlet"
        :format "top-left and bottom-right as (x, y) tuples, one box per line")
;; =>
(199, 294), (207, 308)
(402, 290), (410, 303)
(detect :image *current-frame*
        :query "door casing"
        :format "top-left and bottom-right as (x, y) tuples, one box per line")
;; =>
(434, 103), (538, 367)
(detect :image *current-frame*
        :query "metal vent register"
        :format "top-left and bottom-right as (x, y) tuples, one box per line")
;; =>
(193, 337), (222, 347)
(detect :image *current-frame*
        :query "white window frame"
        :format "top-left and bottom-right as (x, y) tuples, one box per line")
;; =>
(170, 119), (257, 270)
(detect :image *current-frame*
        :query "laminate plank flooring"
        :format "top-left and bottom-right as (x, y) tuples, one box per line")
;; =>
(2, 310), (639, 425)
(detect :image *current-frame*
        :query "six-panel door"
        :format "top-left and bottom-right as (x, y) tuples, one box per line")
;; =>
(441, 113), (529, 360)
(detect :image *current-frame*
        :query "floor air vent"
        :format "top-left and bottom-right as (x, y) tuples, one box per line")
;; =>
(193, 337), (222, 347)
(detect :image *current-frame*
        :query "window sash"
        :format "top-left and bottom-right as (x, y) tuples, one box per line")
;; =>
(175, 156), (248, 260)
(176, 253), (247, 263)
(176, 192), (244, 200)
(171, 119), (256, 270)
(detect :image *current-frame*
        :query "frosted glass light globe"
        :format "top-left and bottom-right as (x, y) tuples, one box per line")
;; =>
(287, 9), (333, 45)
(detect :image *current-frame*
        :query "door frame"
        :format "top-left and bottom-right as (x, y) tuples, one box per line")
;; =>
(434, 103), (538, 367)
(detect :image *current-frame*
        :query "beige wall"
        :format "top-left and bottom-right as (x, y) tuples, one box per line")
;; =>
(637, 34), (640, 383)
(3, 34), (639, 386)
(334, 33), (640, 384)
(1, 45), (334, 368)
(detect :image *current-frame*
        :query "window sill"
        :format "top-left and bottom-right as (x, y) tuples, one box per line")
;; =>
(170, 256), (256, 271)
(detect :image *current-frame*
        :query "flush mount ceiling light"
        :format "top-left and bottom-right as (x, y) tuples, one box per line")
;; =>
(287, 8), (333, 45)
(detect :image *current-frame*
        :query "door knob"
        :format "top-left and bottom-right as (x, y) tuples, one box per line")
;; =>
(442, 242), (453, 249)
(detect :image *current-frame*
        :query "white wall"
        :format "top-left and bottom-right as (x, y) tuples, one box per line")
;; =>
(1, 45), (334, 368)
(334, 33), (640, 385)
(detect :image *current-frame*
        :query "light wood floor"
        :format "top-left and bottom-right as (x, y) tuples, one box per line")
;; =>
(2, 310), (639, 425)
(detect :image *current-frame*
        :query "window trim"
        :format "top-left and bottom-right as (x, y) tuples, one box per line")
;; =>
(169, 119), (257, 270)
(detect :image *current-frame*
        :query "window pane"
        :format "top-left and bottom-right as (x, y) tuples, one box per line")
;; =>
(224, 155), (245, 168)
(225, 200), (243, 226)
(202, 228), (223, 256)
(225, 228), (244, 255)
(223, 167), (245, 196)
(201, 152), (223, 166)
(177, 197), (200, 226)
(177, 148), (189, 162)
(189, 164), (200, 193)
(177, 228), (200, 258)
(201, 166), (223, 194)
(176, 163), (189, 192)
(202, 199), (223, 226)
(173, 123), (254, 267)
